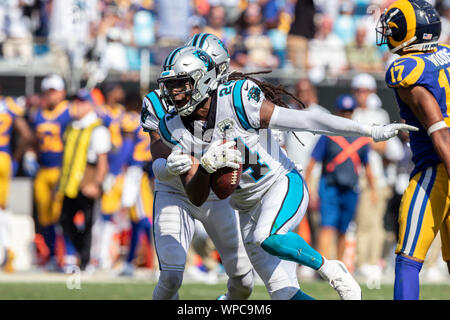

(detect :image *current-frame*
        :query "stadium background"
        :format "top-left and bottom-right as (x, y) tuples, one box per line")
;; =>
(0, 0), (449, 299)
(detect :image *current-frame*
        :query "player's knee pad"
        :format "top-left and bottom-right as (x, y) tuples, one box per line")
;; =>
(155, 270), (183, 298)
(227, 270), (254, 300)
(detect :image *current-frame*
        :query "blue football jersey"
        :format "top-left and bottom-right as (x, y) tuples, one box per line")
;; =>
(385, 43), (450, 177)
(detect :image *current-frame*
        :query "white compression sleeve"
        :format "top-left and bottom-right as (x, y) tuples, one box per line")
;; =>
(268, 106), (372, 137)
(152, 158), (175, 181)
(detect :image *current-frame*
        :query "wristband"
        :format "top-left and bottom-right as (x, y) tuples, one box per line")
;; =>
(199, 164), (211, 175)
(427, 121), (447, 136)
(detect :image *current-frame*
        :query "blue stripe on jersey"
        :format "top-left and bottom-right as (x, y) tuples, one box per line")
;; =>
(158, 116), (179, 146)
(147, 92), (165, 120)
(270, 170), (304, 235)
(401, 170), (427, 254)
(232, 80), (252, 131)
(408, 165), (437, 256)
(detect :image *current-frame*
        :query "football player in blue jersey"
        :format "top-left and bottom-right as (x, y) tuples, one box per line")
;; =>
(376, 0), (450, 300)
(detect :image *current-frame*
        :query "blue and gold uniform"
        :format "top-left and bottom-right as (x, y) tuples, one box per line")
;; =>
(122, 111), (153, 223)
(98, 103), (128, 218)
(30, 100), (72, 227)
(0, 96), (25, 208)
(385, 43), (450, 262)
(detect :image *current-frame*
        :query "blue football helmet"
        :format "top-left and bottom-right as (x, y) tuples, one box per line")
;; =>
(376, 0), (441, 53)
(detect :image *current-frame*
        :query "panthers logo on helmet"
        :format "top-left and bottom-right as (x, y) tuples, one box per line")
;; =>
(376, 0), (441, 53)
(193, 50), (214, 72)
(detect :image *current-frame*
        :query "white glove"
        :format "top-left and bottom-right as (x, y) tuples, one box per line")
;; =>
(166, 149), (193, 176)
(200, 140), (242, 174)
(370, 123), (418, 142)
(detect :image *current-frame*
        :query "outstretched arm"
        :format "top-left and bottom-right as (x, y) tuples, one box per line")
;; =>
(259, 100), (418, 142)
(397, 85), (450, 177)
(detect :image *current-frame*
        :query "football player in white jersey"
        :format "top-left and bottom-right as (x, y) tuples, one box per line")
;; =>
(156, 46), (418, 300)
(141, 35), (255, 300)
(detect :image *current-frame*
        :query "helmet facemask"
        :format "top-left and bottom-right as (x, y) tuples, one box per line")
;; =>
(375, 11), (392, 47)
(158, 68), (213, 117)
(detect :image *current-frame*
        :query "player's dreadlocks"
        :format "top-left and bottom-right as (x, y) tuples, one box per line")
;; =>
(227, 70), (307, 109)
(227, 70), (306, 146)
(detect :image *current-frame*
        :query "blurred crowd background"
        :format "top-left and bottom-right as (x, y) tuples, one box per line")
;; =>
(0, 0), (449, 286)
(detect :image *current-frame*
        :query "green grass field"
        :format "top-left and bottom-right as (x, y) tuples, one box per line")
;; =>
(0, 281), (449, 300)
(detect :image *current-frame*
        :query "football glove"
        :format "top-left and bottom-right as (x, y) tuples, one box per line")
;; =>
(370, 123), (418, 142)
(166, 149), (193, 176)
(200, 140), (242, 174)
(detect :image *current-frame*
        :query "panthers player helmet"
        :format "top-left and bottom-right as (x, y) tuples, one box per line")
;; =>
(185, 33), (230, 84)
(158, 46), (217, 117)
(376, 0), (441, 53)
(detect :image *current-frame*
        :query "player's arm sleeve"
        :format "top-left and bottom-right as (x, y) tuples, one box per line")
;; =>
(311, 136), (327, 162)
(232, 79), (264, 130)
(385, 57), (425, 88)
(268, 106), (372, 137)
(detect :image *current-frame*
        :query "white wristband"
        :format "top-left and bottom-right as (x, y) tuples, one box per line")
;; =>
(427, 121), (448, 136)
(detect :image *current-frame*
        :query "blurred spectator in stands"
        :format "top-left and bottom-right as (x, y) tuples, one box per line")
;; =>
(49, 0), (100, 77)
(231, 2), (278, 70)
(96, 6), (132, 75)
(128, 3), (156, 71)
(350, 73), (397, 281)
(345, 23), (384, 72)
(308, 14), (348, 83)
(209, 0), (242, 25)
(59, 89), (111, 271)
(333, 0), (357, 45)
(285, 78), (330, 172)
(1, 0), (34, 63)
(203, 5), (235, 48)
(304, 94), (375, 261)
(154, 0), (190, 45)
(188, 15), (207, 38)
(152, 0), (192, 65)
(284, 78), (330, 256)
(439, 0), (450, 44)
(286, 0), (315, 71)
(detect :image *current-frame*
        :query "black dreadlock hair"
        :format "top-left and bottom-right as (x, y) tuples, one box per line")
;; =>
(227, 70), (307, 109)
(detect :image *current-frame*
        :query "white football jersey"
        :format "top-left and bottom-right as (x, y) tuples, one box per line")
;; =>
(141, 89), (221, 200)
(158, 79), (296, 211)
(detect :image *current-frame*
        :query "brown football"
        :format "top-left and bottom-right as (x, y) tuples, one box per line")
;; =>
(209, 140), (242, 199)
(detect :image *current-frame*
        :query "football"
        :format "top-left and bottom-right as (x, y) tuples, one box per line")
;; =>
(209, 140), (242, 199)
(210, 164), (242, 199)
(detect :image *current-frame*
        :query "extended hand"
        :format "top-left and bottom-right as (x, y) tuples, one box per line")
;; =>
(371, 123), (418, 142)
(200, 140), (242, 174)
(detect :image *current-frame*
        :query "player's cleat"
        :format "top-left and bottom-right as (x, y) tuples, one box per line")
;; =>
(318, 259), (362, 300)
(2, 249), (15, 273)
(216, 294), (228, 300)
